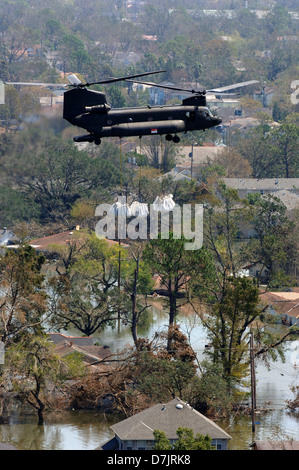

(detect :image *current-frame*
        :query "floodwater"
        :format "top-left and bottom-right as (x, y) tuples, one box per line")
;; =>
(0, 300), (298, 450)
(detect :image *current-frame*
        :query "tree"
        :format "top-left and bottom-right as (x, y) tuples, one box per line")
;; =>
(199, 276), (262, 387)
(0, 185), (39, 226)
(122, 249), (154, 348)
(0, 86), (41, 129)
(243, 193), (295, 286)
(194, 362), (235, 417)
(213, 147), (252, 178)
(152, 430), (172, 450)
(3, 131), (120, 222)
(236, 128), (275, 178)
(191, 185), (299, 389)
(106, 85), (127, 108)
(136, 326), (198, 401)
(0, 245), (47, 346)
(270, 123), (299, 178)
(143, 234), (213, 347)
(153, 427), (214, 450)
(3, 335), (85, 424)
(143, 135), (177, 173)
(49, 233), (125, 336)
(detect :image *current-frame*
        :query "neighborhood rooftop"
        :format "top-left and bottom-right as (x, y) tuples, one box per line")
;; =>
(223, 178), (299, 191)
(110, 398), (232, 442)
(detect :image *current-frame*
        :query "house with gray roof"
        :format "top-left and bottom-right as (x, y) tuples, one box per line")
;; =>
(222, 178), (299, 199)
(98, 398), (231, 450)
(0, 228), (18, 247)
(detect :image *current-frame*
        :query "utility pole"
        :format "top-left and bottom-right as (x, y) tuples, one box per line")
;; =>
(250, 329), (257, 433)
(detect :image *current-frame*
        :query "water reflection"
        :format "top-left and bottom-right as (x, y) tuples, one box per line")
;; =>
(0, 412), (118, 450)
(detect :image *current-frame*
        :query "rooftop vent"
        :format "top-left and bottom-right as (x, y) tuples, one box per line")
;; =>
(176, 404), (183, 410)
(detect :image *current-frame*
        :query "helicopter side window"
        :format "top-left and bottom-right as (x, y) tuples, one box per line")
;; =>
(186, 111), (195, 121)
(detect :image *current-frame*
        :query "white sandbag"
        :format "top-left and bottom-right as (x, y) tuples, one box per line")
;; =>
(130, 201), (149, 217)
(109, 201), (132, 217)
(153, 194), (175, 212)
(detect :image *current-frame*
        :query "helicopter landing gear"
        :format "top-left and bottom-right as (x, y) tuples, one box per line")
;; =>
(94, 137), (101, 145)
(165, 134), (180, 143)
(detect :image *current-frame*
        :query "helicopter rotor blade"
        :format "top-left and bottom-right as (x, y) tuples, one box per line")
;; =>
(124, 79), (206, 95)
(207, 80), (260, 93)
(4, 81), (68, 88)
(124, 78), (260, 97)
(77, 70), (166, 87)
(0, 80), (4, 104)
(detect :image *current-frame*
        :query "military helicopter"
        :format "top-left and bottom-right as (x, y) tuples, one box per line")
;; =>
(62, 71), (259, 145)
(0, 71), (259, 145)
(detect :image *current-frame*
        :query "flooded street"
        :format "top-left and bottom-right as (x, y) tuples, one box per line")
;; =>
(0, 301), (298, 450)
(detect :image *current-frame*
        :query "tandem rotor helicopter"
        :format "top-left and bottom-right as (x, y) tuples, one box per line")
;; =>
(0, 70), (259, 145)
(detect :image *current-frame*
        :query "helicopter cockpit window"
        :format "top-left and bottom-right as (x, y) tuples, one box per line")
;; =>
(204, 108), (213, 117)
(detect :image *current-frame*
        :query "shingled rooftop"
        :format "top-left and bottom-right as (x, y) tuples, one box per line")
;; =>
(99, 398), (231, 450)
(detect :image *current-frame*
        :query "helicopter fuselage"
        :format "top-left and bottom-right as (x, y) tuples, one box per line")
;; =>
(63, 88), (221, 144)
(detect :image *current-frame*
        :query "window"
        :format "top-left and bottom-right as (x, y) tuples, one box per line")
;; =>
(126, 440), (133, 450)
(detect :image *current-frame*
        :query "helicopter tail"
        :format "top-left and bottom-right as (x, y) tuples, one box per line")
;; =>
(63, 87), (108, 121)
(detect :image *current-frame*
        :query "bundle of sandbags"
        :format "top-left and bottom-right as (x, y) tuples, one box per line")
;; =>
(153, 194), (175, 213)
(130, 201), (149, 217)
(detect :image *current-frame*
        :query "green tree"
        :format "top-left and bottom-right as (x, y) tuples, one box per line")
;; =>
(0, 185), (39, 226)
(153, 428), (214, 450)
(243, 193), (295, 286)
(192, 186), (298, 389)
(3, 131), (120, 222)
(3, 335), (85, 424)
(236, 128), (274, 178)
(136, 326), (198, 401)
(0, 86), (41, 128)
(143, 234), (213, 346)
(49, 232), (125, 336)
(0, 245), (47, 346)
(106, 85), (127, 108)
(152, 430), (172, 450)
(270, 123), (299, 178)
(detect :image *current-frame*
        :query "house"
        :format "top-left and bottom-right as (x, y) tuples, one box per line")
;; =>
(250, 440), (299, 450)
(220, 180), (299, 240)
(112, 52), (142, 68)
(243, 262), (270, 283)
(159, 167), (192, 182)
(0, 442), (18, 450)
(222, 178), (299, 200)
(48, 333), (95, 347)
(29, 230), (128, 254)
(176, 144), (225, 166)
(98, 398), (231, 450)
(259, 290), (299, 326)
(268, 189), (299, 212)
(0, 228), (18, 247)
(254, 87), (276, 107)
(48, 333), (111, 368)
